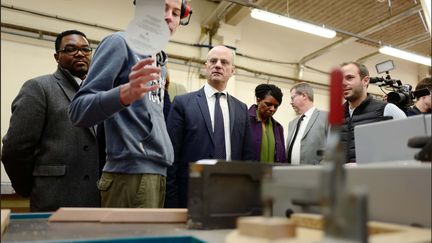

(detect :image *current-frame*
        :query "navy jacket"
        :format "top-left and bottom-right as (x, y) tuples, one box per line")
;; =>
(165, 87), (253, 207)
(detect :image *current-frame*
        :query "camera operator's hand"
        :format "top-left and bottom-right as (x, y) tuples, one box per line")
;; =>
(408, 136), (432, 162)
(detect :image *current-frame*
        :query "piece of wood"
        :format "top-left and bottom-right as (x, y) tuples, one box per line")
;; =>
(48, 208), (112, 222)
(101, 208), (187, 223)
(1, 209), (11, 237)
(291, 213), (400, 235)
(290, 213), (323, 230)
(237, 216), (296, 240)
(227, 227), (431, 243)
(227, 214), (431, 243)
(48, 207), (188, 223)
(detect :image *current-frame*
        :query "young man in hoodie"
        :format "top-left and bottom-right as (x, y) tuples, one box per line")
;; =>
(69, 0), (188, 208)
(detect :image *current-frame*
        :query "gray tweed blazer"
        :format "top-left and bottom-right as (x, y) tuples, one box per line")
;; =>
(1, 66), (100, 211)
(287, 109), (329, 165)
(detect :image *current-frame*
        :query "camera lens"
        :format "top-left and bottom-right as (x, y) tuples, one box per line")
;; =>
(387, 91), (407, 105)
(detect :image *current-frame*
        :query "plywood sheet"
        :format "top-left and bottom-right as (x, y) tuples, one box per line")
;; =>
(48, 208), (187, 223)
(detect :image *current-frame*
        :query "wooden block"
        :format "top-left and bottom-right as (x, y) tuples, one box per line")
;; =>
(291, 213), (401, 235)
(228, 215), (431, 243)
(1, 209), (11, 237)
(227, 226), (431, 243)
(101, 208), (187, 223)
(48, 207), (188, 223)
(237, 216), (296, 240)
(48, 208), (112, 222)
(368, 221), (400, 235)
(370, 225), (431, 243)
(291, 213), (323, 230)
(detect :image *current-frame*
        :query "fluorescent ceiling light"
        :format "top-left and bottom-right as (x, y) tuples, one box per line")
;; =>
(420, 0), (431, 34)
(250, 8), (336, 39)
(379, 46), (431, 66)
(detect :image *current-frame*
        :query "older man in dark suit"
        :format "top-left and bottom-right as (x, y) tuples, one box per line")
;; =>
(165, 45), (254, 208)
(1, 30), (100, 212)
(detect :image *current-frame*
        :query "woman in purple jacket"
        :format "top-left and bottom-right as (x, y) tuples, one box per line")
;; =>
(248, 84), (286, 163)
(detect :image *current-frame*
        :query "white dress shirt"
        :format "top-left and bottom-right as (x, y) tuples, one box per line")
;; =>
(74, 76), (83, 86)
(204, 83), (231, 160)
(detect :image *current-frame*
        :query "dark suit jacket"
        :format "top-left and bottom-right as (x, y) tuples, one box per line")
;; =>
(165, 87), (253, 207)
(1, 67), (100, 212)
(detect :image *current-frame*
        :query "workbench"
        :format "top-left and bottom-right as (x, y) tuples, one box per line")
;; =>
(2, 213), (231, 242)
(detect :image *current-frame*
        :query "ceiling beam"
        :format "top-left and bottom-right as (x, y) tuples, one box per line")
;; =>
(224, 0), (267, 26)
(298, 4), (423, 66)
(198, 1), (236, 44)
(225, 5), (249, 25)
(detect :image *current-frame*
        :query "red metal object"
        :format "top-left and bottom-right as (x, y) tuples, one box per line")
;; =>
(329, 68), (344, 126)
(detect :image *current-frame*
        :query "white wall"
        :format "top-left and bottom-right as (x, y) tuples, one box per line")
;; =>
(1, 38), (59, 181)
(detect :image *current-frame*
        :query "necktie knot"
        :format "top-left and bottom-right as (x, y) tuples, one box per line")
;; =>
(214, 92), (224, 100)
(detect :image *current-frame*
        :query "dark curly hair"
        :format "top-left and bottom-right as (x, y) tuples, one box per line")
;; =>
(55, 30), (87, 52)
(255, 84), (283, 104)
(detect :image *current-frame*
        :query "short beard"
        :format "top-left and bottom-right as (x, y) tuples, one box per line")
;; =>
(70, 69), (88, 79)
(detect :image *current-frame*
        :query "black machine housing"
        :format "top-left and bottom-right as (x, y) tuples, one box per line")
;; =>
(187, 161), (272, 229)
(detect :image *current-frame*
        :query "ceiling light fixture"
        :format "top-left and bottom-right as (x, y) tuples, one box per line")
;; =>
(379, 46), (431, 66)
(420, 0), (431, 34)
(250, 9), (336, 39)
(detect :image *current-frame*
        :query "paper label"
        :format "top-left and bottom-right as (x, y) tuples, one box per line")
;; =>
(125, 0), (170, 56)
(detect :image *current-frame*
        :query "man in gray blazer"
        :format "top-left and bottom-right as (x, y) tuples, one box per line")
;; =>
(1, 30), (100, 212)
(286, 82), (329, 165)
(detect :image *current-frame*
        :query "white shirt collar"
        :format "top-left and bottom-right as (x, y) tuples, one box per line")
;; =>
(303, 106), (316, 118)
(204, 83), (227, 98)
(74, 76), (83, 86)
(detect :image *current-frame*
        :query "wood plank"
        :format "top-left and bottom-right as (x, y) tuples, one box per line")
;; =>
(101, 208), (187, 223)
(48, 208), (188, 223)
(48, 208), (112, 222)
(1, 209), (11, 237)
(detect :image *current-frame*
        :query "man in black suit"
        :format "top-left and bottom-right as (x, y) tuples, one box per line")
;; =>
(165, 45), (254, 208)
(1, 30), (100, 211)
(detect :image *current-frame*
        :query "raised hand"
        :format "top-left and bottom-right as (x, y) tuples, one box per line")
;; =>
(120, 57), (161, 105)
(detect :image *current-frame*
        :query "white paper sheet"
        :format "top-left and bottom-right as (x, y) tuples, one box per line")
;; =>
(125, 0), (170, 56)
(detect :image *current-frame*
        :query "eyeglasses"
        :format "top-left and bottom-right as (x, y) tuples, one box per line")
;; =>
(58, 46), (92, 56)
(290, 94), (300, 101)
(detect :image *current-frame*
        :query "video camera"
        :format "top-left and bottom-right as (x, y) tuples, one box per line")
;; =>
(369, 60), (430, 112)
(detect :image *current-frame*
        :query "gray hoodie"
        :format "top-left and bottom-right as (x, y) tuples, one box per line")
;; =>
(69, 32), (174, 176)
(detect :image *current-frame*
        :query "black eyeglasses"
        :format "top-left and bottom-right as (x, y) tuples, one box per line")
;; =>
(58, 46), (92, 56)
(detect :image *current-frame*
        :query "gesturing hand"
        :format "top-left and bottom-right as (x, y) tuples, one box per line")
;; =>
(120, 57), (161, 106)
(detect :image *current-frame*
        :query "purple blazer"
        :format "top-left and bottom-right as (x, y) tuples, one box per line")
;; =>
(248, 105), (286, 163)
